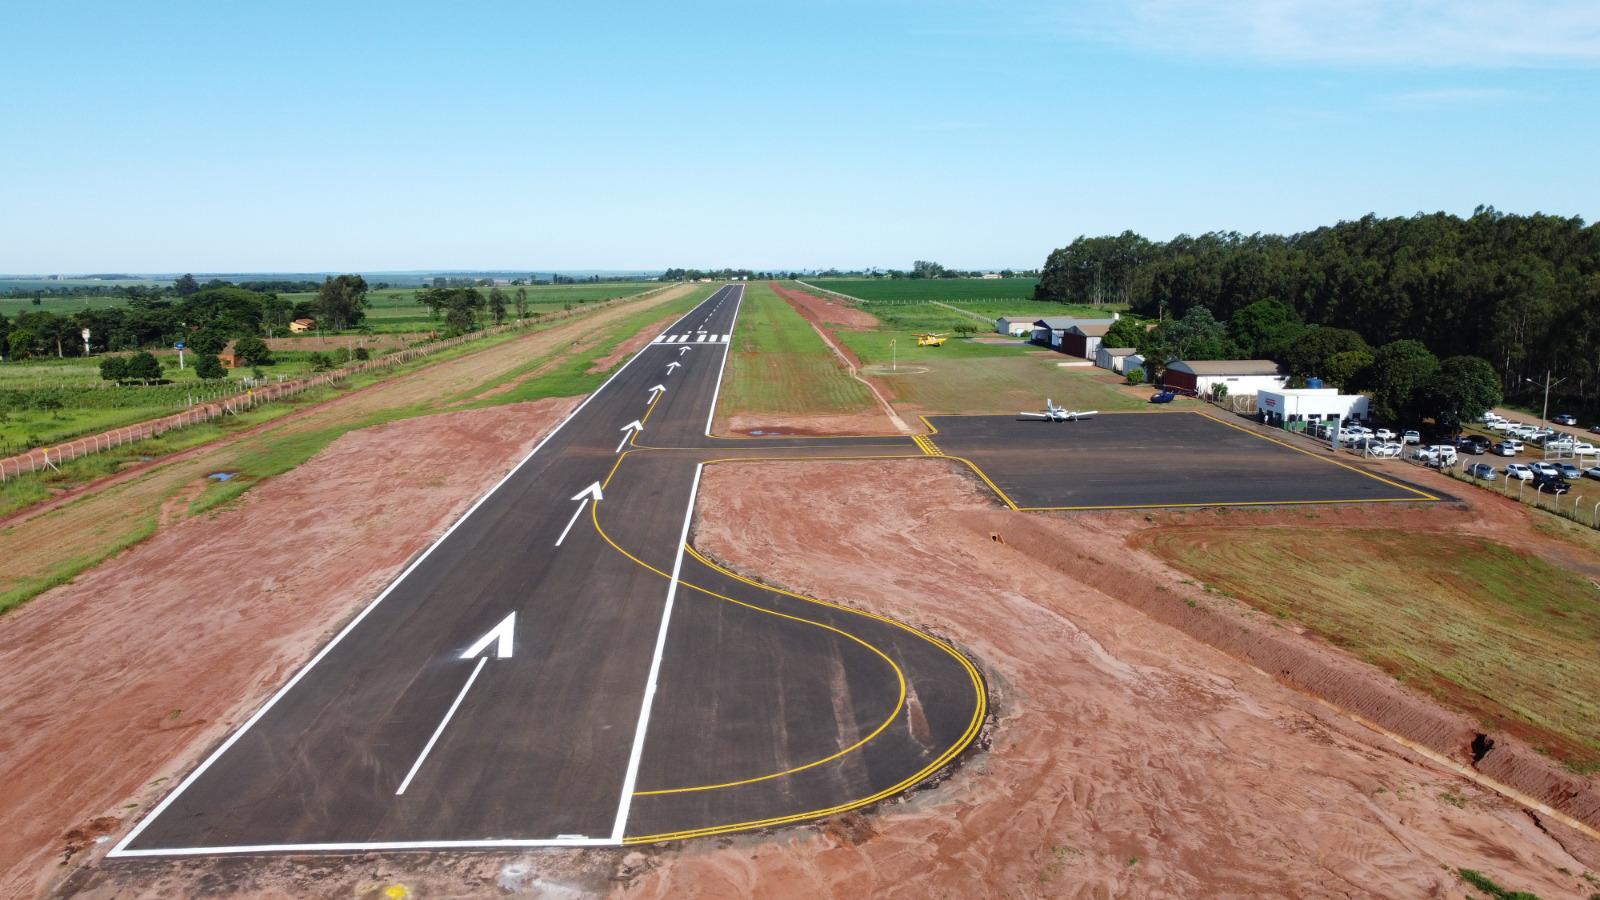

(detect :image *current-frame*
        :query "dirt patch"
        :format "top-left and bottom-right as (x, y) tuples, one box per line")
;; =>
(622, 459), (1598, 897)
(262, 333), (428, 352)
(0, 398), (578, 898)
(588, 313), (683, 373)
(771, 283), (880, 329)
(723, 410), (908, 437)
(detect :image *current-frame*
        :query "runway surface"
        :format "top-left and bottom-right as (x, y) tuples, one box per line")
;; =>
(110, 284), (983, 857)
(109, 288), (1432, 859)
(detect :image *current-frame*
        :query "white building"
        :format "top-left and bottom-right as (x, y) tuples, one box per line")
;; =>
(1161, 359), (1287, 396)
(995, 316), (1034, 336)
(1257, 387), (1371, 428)
(1095, 346), (1138, 373)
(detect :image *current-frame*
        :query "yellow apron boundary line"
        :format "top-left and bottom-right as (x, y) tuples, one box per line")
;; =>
(585, 452), (988, 843)
(1197, 411), (1440, 501)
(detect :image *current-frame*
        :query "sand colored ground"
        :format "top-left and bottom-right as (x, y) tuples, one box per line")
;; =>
(615, 459), (1600, 898)
(0, 398), (578, 898)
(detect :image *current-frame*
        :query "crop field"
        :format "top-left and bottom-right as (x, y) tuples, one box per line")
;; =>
(807, 277), (1040, 303)
(719, 282), (875, 418)
(0, 351), (356, 455)
(1142, 526), (1600, 772)
(275, 282), (658, 334)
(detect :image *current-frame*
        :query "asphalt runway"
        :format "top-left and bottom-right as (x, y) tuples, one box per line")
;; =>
(110, 284), (983, 857)
(922, 411), (1439, 510)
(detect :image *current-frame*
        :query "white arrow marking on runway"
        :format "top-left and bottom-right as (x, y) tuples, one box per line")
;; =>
(665, 361), (682, 373)
(395, 612), (516, 795)
(556, 483), (604, 546)
(460, 611), (517, 660)
(615, 420), (644, 453)
(647, 384), (666, 402)
(678, 346), (691, 355)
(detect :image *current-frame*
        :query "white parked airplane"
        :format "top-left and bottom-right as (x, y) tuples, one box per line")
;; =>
(1019, 399), (1098, 422)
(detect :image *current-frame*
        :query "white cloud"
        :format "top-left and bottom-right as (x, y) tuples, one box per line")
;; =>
(1083, 0), (1600, 67)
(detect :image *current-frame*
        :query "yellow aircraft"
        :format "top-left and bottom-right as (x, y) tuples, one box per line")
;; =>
(915, 332), (949, 347)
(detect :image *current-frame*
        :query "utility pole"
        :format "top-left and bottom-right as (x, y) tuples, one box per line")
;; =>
(1524, 371), (1565, 432)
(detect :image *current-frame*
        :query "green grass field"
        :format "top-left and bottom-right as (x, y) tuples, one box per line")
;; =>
(274, 282), (658, 334)
(806, 277), (1040, 303)
(718, 282), (875, 420)
(1144, 526), (1600, 772)
(832, 328), (1141, 415)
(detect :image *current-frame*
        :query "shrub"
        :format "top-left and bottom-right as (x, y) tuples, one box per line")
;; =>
(124, 351), (162, 382)
(98, 356), (129, 382)
(354, 346), (370, 361)
(1125, 367), (1145, 385)
(307, 351), (333, 371)
(194, 353), (227, 381)
(232, 335), (273, 366)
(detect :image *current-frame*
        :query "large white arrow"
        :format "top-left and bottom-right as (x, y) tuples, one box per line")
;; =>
(461, 611), (516, 659)
(647, 384), (666, 402)
(396, 611), (516, 794)
(616, 420), (644, 453)
(557, 483), (603, 546)
(666, 361), (682, 373)
(678, 346), (691, 356)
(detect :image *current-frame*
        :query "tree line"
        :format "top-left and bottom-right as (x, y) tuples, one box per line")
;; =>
(1037, 207), (1599, 410)
(0, 275), (371, 364)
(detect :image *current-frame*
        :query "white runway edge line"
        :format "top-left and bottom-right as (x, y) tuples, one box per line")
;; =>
(703, 284), (745, 436)
(609, 461), (704, 842)
(106, 284), (734, 859)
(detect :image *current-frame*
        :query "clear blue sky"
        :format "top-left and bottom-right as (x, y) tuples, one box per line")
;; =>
(4, 1), (1597, 273)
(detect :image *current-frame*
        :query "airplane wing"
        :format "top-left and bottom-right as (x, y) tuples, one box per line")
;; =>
(1018, 412), (1050, 419)
(1067, 410), (1099, 419)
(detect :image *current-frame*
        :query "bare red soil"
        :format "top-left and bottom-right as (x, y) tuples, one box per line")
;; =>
(0, 399), (578, 899)
(769, 284), (880, 330)
(617, 459), (1599, 898)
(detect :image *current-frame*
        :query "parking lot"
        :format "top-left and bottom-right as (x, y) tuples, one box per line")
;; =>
(923, 411), (1438, 510)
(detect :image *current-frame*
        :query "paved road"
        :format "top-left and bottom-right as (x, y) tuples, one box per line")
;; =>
(111, 284), (985, 856)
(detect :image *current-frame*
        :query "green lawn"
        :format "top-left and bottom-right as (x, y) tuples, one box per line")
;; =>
(717, 282), (875, 419)
(832, 328), (1141, 415)
(1143, 526), (1600, 772)
(806, 277), (1041, 303)
(274, 282), (660, 334)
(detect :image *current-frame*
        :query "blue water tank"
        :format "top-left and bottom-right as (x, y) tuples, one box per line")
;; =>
(1306, 377), (1324, 389)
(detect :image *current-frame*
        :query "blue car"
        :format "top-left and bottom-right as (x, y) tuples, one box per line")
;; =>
(1149, 391), (1176, 404)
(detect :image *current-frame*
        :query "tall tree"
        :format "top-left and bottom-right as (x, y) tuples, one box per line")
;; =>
(1369, 340), (1440, 423)
(1420, 356), (1503, 434)
(315, 274), (370, 330)
(173, 273), (200, 297)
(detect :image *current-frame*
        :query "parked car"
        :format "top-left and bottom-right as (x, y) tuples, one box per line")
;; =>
(1374, 428), (1396, 441)
(1533, 472), (1572, 494)
(1573, 443), (1596, 455)
(1505, 463), (1535, 480)
(1506, 439), (1525, 453)
(1369, 442), (1403, 458)
(1586, 466), (1600, 480)
(1465, 463), (1498, 480)
(1493, 442), (1518, 456)
(1414, 445), (1457, 465)
(1402, 430), (1421, 444)
(1531, 461), (1559, 477)
(1456, 435), (1489, 454)
(1557, 462), (1585, 480)
(1489, 421), (1515, 433)
(1554, 413), (1578, 426)
(1589, 424), (1600, 435)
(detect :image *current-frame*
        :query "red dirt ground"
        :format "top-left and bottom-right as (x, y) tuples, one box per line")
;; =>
(0, 398), (578, 899)
(769, 284), (880, 330)
(616, 459), (1600, 898)
(588, 313), (684, 373)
